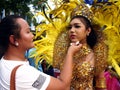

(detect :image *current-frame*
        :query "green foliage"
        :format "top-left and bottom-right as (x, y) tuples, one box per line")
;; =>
(32, 0), (48, 10)
(0, 0), (48, 18)
(0, 0), (30, 16)
(0, 0), (48, 28)
(0, 0), (48, 26)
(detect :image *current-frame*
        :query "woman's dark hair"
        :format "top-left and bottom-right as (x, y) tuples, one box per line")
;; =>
(0, 15), (22, 58)
(71, 15), (97, 49)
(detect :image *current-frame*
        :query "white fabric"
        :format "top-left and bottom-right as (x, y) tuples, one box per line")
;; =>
(0, 57), (50, 90)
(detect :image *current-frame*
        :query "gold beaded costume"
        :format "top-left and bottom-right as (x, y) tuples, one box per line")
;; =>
(53, 26), (107, 90)
(53, 30), (95, 90)
(32, 0), (120, 89)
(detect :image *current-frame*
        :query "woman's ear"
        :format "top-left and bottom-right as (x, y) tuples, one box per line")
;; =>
(9, 35), (19, 46)
(9, 35), (15, 45)
(87, 28), (91, 36)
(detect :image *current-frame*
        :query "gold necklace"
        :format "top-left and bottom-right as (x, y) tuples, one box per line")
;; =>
(81, 45), (91, 56)
(73, 45), (91, 60)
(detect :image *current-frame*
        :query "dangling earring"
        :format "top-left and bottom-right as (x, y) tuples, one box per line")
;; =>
(15, 42), (19, 46)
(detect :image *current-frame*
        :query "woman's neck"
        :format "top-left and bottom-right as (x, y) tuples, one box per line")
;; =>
(4, 47), (26, 61)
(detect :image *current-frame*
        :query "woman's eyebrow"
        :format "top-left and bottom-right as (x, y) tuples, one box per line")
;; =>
(24, 27), (31, 30)
(74, 23), (82, 24)
(70, 23), (82, 25)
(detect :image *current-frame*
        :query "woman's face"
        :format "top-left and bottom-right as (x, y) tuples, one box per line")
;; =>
(68, 18), (90, 44)
(16, 18), (34, 50)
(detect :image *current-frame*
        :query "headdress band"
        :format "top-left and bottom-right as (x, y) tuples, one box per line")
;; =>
(71, 3), (93, 22)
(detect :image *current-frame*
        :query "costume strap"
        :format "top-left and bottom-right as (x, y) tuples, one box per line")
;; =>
(10, 65), (22, 90)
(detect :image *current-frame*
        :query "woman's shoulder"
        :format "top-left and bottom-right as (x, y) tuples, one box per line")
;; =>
(16, 64), (50, 89)
(17, 64), (42, 76)
(86, 50), (95, 61)
(16, 64), (50, 83)
(85, 51), (95, 67)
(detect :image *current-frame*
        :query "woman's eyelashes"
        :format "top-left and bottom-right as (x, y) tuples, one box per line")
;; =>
(74, 25), (80, 28)
(67, 25), (81, 30)
(26, 28), (31, 33)
(67, 26), (72, 30)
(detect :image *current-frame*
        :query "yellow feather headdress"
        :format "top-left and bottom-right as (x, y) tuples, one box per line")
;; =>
(52, 2), (108, 75)
(91, 1), (120, 76)
(32, 0), (120, 76)
(31, 0), (79, 65)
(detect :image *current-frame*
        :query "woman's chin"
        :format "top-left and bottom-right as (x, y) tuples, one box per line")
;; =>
(29, 44), (35, 49)
(71, 40), (79, 43)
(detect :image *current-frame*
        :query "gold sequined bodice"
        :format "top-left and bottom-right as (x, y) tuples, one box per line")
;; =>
(71, 60), (94, 90)
(54, 48), (94, 90)
(54, 44), (94, 90)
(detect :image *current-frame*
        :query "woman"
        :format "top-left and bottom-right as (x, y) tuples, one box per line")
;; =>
(0, 15), (82, 90)
(68, 15), (96, 90)
(53, 15), (107, 90)
(68, 16), (96, 90)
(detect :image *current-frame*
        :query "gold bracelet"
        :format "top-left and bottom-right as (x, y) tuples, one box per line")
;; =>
(95, 77), (106, 89)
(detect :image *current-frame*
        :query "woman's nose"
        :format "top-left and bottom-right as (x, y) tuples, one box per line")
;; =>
(31, 32), (34, 39)
(70, 27), (75, 32)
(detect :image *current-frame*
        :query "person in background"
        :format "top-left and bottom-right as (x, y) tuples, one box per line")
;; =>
(25, 48), (43, 72)
(0, 15), (82, 90)
(41, 60), (54, 76)
(25, 48), (36, 67)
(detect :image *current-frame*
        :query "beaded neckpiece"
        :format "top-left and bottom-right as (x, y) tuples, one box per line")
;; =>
(81, 45), (91, 56)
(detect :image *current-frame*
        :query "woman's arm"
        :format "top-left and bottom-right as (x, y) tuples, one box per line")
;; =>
(95, 71), (107, 90)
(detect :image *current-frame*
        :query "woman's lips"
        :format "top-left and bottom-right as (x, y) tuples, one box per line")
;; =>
(70, 35), (76, 39)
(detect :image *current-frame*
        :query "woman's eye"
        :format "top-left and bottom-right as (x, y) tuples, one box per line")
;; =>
(27, 28), (31, 33)
(75, 25), (80, 28)
(26, 30), (31, 33)
(67, 26), (72, 30)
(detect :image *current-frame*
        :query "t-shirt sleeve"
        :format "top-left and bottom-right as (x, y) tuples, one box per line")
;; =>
(16, 65), (50, 90)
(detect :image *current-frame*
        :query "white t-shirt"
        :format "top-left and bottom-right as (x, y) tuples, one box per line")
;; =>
(0, 57), (50, 90)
